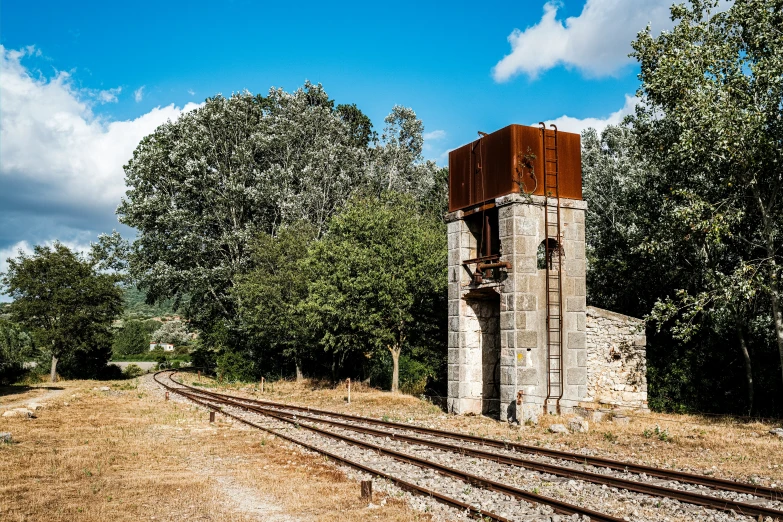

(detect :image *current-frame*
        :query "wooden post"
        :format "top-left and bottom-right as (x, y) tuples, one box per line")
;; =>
(261, 377), (265, 393)
(198, 370), (201, 383)
(347, 378), (351, 404)
(360, 480), (372, 500)
(209, 411), (215, 423)
(165, 391), (169, 401)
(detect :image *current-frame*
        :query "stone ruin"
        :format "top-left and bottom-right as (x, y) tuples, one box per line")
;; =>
(445, 124), (647, 421)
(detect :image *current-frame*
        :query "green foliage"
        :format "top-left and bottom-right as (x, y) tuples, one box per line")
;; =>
(110, 352), (190, 363)
(113, 320), (150, 356)
(307, 192), (447, 392)
(150, 319), (190, 345)
(117, 83), (373, 334)
(1, 243), (124, 381)
(122, 286), (177, 319)
(234, 222), (317, 378)
(216, 350), (255, 383)
(642, 425), (671, 442)
(0, 319), (33, 385)
(122, 364), (145, 378)
(626, 0), (783, 414)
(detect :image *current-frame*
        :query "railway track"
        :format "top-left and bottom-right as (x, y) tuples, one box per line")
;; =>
(155, 370), (783, 521)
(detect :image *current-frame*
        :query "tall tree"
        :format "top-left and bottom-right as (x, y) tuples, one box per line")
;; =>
(631, 0), (783, 391)
(307, 193), (447, 392)
(117, 83), (370, 333)
(234, 222), (317, 380)
(367, 106), (441, 204)
(1, 243), (123, 382)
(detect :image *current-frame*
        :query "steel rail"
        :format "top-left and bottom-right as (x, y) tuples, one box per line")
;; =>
(172, 376), (782, 502)
(152, 371), (513, 522)
(176, 380), (783, 521)
(158, 374), (624, 522)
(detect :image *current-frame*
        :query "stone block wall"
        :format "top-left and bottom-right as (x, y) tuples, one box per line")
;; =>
(585, 306), (648, 410)
(448, 194), (591, 419)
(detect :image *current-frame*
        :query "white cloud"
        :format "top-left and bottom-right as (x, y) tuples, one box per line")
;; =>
(540, 94), (638, 135)
(0, 45), (202, 264)
(422, 129), (447, 155)
(134, 86), (145, 102)
(423, 129), (446, 141)
(96, 87), (122, 104)
(492, 0), (674, 81)
(188, 89), (195, 96)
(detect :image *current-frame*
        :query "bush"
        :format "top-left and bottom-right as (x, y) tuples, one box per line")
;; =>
(123, 363), (145, 378)
(112, 320), (150, 357)
(398, 355), (431, 396)
(216, 350), (255, 383)
(0, 319), (32, 385)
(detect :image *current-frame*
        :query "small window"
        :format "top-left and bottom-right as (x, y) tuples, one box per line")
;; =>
(537, 238), (563, 270)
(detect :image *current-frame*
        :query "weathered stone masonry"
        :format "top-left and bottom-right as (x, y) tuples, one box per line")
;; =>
(447, 193), (648, 419)
(585, 306), (648, 410)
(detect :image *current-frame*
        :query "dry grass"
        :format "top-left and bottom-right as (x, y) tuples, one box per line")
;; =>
(0, 377), (429, 522)
(210, 375), (783, 486)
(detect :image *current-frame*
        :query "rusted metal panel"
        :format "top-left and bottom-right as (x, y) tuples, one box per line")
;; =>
(448, 124), (582, 212)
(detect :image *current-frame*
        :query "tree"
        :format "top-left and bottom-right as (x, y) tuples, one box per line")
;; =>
(1, 243), (123, 382)
(367, 106), (441, 204)
(307, 193), (447, 392)
(631, 0), (783, 395)
(234, 222), (317, 380)
(0, 319), (33, 385)
(113, 320), (151, 356)
(117, 83), (371, 336)
(151, 319), (190, 345)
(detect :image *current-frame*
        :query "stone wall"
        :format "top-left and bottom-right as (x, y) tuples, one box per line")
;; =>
(447, 194), (590, 418)
(585, 306), (647, 410)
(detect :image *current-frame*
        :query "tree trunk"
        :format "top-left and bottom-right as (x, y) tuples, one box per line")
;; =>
(770, 285), (783, 392)
(389, 345), (401, 393)
(295, 360), (303, 382)
(50, 355), (58, 383)
(736, 324), (753, 416)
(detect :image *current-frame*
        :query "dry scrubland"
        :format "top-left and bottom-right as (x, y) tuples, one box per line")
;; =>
(0, 377), (422, 522)
(1, 374), (782, 522)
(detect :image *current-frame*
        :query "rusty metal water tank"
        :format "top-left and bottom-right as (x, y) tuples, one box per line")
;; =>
(448, 124), (582, 212)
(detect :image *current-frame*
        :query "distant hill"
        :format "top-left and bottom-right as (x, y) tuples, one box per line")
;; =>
(123, 286), (178, 319)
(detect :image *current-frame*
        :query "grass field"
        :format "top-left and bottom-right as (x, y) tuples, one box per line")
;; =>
(0, 377), (425, 522)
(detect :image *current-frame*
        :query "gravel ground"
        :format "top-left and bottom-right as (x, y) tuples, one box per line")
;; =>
(150, 374), (779, 522)
(275, 405), (783, 511)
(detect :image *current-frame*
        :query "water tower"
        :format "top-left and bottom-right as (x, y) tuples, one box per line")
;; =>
(446, 123), (590, 420)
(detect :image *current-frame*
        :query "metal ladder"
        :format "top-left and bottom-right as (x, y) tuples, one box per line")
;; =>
(540, 123), (563, 414)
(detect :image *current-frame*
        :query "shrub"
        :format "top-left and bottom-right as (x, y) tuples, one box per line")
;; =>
(0, 319), (32, 385)
(216, 350), (255, 383)
(112, 320), (150, 356)
(123, 363), (145, 378)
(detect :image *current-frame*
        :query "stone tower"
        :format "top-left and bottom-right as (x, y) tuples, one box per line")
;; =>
(445, 124), (644, 421)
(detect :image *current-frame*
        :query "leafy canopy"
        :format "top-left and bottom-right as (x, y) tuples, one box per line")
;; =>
(1, 243), (123, 379)
(307, 192), (447, 391)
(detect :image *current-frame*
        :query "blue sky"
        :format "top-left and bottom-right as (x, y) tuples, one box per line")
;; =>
(0, 0), (678, 290)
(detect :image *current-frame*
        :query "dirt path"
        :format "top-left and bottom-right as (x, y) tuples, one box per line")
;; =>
(204, 464), (299, 521)
(0, 386), (66, 409)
